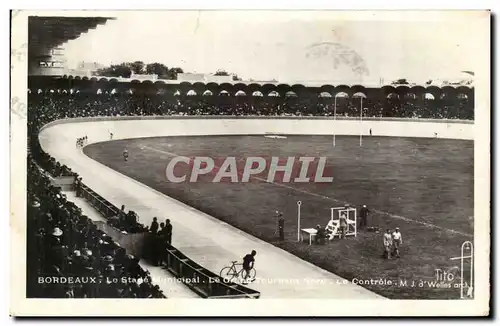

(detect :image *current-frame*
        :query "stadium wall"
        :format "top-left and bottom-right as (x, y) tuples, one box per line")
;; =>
(39, 116), (474, 141)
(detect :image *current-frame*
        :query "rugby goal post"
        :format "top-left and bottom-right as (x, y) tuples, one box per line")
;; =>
(326, 206), (357, 239)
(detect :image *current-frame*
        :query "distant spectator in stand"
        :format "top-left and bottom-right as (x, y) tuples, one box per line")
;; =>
(359, 205), (370, 229)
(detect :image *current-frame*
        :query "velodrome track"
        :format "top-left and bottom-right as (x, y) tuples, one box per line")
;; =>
(38, 117), (474, 299)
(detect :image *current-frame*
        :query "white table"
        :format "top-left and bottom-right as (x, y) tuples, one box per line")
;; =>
(300, 228), (318, 245)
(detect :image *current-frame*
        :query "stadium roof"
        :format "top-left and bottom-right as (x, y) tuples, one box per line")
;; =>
(28, 16), (114, 50)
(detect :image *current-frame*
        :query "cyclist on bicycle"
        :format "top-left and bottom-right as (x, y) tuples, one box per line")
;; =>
(242, 250), (257, 281)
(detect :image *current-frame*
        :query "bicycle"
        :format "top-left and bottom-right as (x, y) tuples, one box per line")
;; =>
(219, 260), (257, 283)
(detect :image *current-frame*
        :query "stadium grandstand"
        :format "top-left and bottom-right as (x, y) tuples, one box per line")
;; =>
(26, 15), (474, 299)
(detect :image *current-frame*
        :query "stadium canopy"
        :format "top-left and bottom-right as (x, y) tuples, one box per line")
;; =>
(268, 91), (280, 97)
(29, 16), (113, 51)
(252, 91), (264, 97)
(319, 92), (332, 98)
(335, 92), (349, 98)
(235, 90), (247, 96)
(202, 90), (213, 96)
(186, 89), (197, 96)
(28, 16), (114, 76)
(352, 92), (367, 98)
(285, 91), (298, 97)
(219, 90), (230, 96)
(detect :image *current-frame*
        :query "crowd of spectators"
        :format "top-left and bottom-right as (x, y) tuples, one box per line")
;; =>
(27, 157), (165, 298)
(28, 88), (474, 120)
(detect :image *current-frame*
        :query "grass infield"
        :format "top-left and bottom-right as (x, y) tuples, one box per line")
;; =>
(84, 135), (473, 299)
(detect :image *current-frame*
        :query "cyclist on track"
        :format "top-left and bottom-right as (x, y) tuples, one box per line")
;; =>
(242, 250), (257, 282)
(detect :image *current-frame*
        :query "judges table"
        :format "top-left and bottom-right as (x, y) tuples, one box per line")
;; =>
(300, 228), (318, 245)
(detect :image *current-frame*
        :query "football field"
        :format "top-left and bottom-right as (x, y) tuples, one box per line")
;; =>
(84, 135), (473, 299)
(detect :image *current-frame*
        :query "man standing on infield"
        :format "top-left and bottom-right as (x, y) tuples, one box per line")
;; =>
(277, 211), (285, 241)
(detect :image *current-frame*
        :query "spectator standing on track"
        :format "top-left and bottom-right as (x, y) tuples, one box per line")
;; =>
(392, 227), (402, 258)
(359, 205), (370, 229)
(154, 222), (166, 266)
(74, 177), (82, 197)
(150, 217), (159, 234)
(164, 219), (173, 245)
(383, 229), (393, 259)
(123, 148), (129, 161)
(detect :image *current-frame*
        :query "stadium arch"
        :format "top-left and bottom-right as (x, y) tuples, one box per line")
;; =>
(205, 82), (220, 96)
(277, 84), (291, 97)
(381, 85), (397, 98)
(247, 83), (261, 95)
(260, 83), (277, 96)
(350, 85), (367, 96)
(193, 82), (206, 95)
(425, 86), (441, 100)
(219, 83), (234, 94)
(291, 84), (306, 96)
(334, 85), (351, 98)
(233, 83), (247, 93)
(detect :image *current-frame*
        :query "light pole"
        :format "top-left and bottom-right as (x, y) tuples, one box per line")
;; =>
(297, 201), (302, 242)
(359, 96), (363, 147)
(333, 95), (337, 147)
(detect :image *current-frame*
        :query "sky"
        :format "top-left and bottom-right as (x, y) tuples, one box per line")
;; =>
(62, 11), (487, 84)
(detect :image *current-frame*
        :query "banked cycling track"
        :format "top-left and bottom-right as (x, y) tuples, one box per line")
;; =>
(38, 116), (474, 299)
